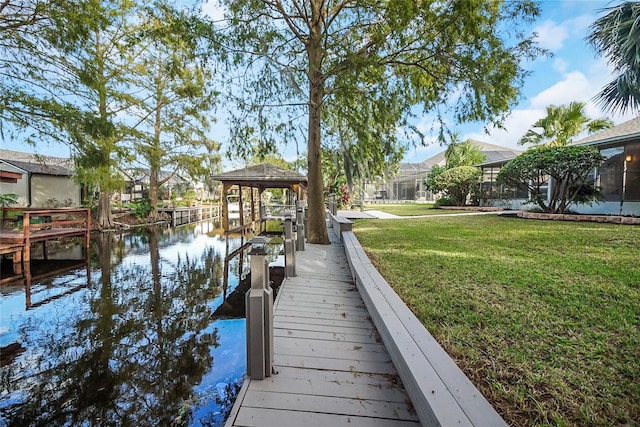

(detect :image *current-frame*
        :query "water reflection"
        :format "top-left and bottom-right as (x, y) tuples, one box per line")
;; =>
(0, 221), (277, 426)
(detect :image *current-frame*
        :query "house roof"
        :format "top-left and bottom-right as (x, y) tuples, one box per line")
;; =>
(399, 162), (430, 173)
(420, 151), (446, 169)
(0, 149), (74, 169)
(1, 159), (74, 176)
(122, 168), (189, 185)
(211, 163), (307, 188)
(573, 116), (640, 147)
(417, 140), (522, 169)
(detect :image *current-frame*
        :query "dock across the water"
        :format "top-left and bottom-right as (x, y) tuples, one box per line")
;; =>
(0, 208), (90, 284)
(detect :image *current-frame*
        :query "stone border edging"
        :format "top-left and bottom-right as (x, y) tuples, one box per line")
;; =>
(439, 206), (504, 212)
(518, 211), (640, 224)
(335, 218), (505, 426)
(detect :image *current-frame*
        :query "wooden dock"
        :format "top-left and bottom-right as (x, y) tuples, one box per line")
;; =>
(0, 208), (90, 284)
(225, 233), (419, 426)
(156, 205), (220, 227)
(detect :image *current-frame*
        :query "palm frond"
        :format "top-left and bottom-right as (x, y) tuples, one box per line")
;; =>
(587, 2), (640, 114)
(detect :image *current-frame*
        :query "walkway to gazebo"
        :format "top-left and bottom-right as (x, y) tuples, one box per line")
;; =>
(211, 163), (308, 234)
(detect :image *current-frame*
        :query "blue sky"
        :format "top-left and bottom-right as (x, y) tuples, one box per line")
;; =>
(403, 0), (638, 163)
(5, 0), (637, 167)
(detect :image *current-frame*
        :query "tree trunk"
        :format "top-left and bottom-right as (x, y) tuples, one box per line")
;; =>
(149, 170), (159, 222)
(95, 31), (114, 230)
(97, 190), (113, 229)
(149, 60), (163, 223)
(305, 0), (329, 245)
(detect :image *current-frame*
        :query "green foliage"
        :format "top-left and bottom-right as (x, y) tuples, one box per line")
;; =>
(323, 89), (406, 191)
(0, 193), (19, 207)
(1, 0), (222, 228)
(222, 0), (543, 242)
(428, 166), (482, 206)
(434, 196), (457, 207)
(321, 147), (347, 198)
(425, 137), (486, 206)
(132, 199), (153, 219)
(1, 0), (148, 227)
(131, 1), (221, 220)
(424, 164), (446, 192)
(444, 137), (487, 168)
(519, 101), (613, 146)
(0, 0), (91, 137)
(587, 2), (640, 114)
(496, 145), (604, 213)
(248, 152), (298, 171)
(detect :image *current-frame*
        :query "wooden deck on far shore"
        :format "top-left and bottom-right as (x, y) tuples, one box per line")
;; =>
(225, 233), (419, 427)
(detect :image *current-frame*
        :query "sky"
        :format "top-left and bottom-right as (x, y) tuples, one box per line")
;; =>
(3, 0), (638, 167)
(402, 0), (638, 163)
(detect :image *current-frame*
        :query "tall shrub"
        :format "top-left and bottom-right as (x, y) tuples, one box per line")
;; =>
(428, 166), (482, 206)
(496, 146), (604, 214)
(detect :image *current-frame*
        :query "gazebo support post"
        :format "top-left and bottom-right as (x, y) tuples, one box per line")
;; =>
(238, 185), (244, 234)
(222, 183), (231, 232)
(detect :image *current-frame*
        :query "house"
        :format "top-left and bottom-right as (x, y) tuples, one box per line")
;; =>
(367, 141), (522, 201)
(0, 150), (81, 207)
(479, 116), (640, 216)
(112, 168), (204, 203)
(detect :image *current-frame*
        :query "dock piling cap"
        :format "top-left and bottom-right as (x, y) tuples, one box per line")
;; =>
(249, 236), (270, 255)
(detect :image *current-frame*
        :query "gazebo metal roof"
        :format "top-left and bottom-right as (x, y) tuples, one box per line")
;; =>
(211, 163), (307, 189)
(211, 163), (307, 234)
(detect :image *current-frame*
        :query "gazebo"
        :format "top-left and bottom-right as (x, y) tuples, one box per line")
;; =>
(211, 163), (307, 233)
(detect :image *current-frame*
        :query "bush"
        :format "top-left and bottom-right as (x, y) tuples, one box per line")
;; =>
(338, 184), (350, 209)
(0, 193), (19, 208)
(497, 145), (604, 214)
(132, 200), (153, 219)
(429, 166), (482, 206)
(434, 196), (456, 206)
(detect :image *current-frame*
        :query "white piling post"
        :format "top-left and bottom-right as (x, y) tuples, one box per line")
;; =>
(296, 201), (305, 251)
(302, 199), (308, 239)
(245, 236), (273, 380)
(284, 214), (296, 277)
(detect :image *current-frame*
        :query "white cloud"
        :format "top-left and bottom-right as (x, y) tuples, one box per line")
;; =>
(553, 58), (568, 73)
(533, 20), (569, 52)
(530, 71), (591, 108)
(200, 0), (226, 22)
(565, 14), (596, 37)
(457, 62), (636, 152)
(463, 109), (545, 150)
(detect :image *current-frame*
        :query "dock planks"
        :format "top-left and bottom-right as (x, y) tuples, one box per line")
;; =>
(226, 233), (419, 427)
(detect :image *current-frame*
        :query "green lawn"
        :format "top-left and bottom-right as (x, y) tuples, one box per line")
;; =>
(364, 202), (468, 216)
(353, 216), (640, 426)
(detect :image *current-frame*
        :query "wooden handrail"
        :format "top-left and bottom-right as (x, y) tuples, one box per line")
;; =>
(0, 208), (91, 278)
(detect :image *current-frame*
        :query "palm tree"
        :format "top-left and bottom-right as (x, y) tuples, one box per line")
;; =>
(444, 135), (487, 168)
(587, 2), (640, 114)
(519, 101), (613, 146)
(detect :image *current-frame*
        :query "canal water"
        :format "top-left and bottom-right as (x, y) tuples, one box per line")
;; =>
(0, 220), (283, 426)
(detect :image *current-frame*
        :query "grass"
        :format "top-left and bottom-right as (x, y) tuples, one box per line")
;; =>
(353, 215), (640, 426)
(364, 202), (468, 216)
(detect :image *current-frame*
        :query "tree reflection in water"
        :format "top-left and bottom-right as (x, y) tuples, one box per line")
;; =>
(0, 222), (249, 426)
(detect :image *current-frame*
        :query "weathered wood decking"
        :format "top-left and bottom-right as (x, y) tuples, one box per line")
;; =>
(0, 208), (90, 283)
(225, 232), (419, 426)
